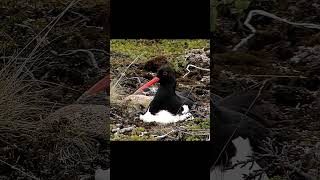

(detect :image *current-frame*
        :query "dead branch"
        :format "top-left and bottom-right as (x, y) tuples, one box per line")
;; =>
(233, 10), (320, 51)
(113, 53), (144, 91)
(183, 64), (210, 78)
(112, 126), (135, 134)
(155, 129), (177, 140)
(245, 74), (307, 79)
(0, 159), (39, 180)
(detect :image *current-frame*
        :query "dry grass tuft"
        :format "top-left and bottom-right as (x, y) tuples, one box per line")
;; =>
(110, 80), (125, 105)
(0, 61), (48, 145)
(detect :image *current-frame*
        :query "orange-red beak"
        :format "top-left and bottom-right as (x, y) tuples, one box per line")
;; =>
(87, 75), (109, 95)
(133, 77), (160, 94)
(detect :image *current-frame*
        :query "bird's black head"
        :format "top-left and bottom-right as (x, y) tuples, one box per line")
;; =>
(133, 65), (177, 94)
(156, 65), (176, 87)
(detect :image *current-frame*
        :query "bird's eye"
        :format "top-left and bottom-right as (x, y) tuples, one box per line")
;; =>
(163, 72), (168, 76)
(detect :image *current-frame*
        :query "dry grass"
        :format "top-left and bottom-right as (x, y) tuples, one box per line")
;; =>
(110, 54), (143, 104)
(0, 61), (48, 145)
(0, 0), (109, 178)
(110, 80), (127, 106)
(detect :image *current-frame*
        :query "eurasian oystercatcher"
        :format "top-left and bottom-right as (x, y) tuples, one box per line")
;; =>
(210, 86), (272, 180)
(135, 65), (194, 123)
(76, 75), (109, 105)
(73, 75), (110, 180)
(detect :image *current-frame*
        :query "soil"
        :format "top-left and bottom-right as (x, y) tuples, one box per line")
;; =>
(0, 1), (109, 179)
(213, 0), (320, 179)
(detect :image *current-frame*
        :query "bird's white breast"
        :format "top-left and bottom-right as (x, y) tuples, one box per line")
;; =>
(139, 105), (193, 124)
(95, 168), (110, 180)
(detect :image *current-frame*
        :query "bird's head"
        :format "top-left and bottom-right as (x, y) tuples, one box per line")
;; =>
(156, 65), (176, 86)
(133, 65), (176, 94)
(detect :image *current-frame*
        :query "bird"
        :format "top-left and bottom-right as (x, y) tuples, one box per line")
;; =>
(135, 65), (194, 124)
(78, 75), (110, 180)
(76, 75), (109, 105)
(42, 75), (110, 180)
(210, 85), (272, 180)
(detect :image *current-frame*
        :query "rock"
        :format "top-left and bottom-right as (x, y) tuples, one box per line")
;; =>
(200, 76), (210, 83)
(95, 168), (110, 180)
(123, 95), (153, 113)
(185, 48), (210, 68)
(289, 45), (320, 65)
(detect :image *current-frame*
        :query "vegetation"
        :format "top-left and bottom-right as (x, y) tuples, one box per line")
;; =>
(0, 0), (109, 179)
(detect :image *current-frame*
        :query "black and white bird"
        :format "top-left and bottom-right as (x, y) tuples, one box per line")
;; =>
(135, 65), (194, 123)
(210, 86), (272, 180)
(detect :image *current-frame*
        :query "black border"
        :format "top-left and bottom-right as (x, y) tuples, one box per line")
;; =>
(111, 0), (210, 39)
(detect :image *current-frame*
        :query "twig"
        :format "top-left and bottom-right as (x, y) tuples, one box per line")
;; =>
(112, 126), (135, 134)
(233, 10), (320, 51)
(155, 129), (177, 140)
(245, 74), (307, 78)
(183, 64), (210, 78)
(124, 77), (142, 84)
(58, 10), (90, 27)
(1, 0), (80, 82)
(211, 80), (267, 170)
(111, 53), (144, 90)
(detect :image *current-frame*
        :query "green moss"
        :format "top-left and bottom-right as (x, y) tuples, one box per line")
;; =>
(111, 39), (209, 66)
(186, 136), (201, 141)
(131, 127), (146, 136)
(188, 118), (210, 130)
(270, 176), (287, 180)
(130, 135), (143, 141)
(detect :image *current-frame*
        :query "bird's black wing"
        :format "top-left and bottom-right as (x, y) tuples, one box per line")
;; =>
(176, 91), (194, 107)
(210, 88), (273, 166)
(215, 88), (272, 127)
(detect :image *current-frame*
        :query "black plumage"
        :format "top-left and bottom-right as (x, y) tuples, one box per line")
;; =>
(210, 86), (272, 168)
(148, 65), (194, 115)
